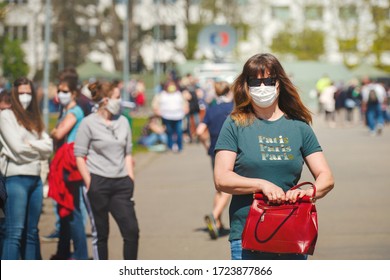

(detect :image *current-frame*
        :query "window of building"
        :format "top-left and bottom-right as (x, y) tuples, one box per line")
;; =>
(5, 0), (28, 4)
(159, 25), (176, 40)
(153, 0), (177, 4)
(305, 5), (323, 20)
(372, 6), (390, 22)
(339, 5), (357, 20)
(4, 25), (28, 41)
(271, 6), (290, 21)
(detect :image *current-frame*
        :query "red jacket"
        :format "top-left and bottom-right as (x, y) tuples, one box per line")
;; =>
(48, 142), (83, 218)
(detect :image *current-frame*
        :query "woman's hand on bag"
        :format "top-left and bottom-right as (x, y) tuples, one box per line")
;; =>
(286, 188), (314, 203)
(261, 183), (286, 204)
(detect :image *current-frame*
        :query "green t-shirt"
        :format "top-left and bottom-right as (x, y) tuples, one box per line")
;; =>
(215, 115), (322, 241)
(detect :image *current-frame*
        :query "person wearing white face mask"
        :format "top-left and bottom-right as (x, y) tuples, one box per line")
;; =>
(74, 81), (139, 260)
(47, 76), (89, 260)
(248, 78), (279, 108)
(213, 53), (334, 260)
(0, 77), (53, 259)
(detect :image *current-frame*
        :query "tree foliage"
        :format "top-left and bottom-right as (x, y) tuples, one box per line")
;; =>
(1, 3), (29, 80)
(370, 6), (390, 66)
(1, 38), (29, 80)
(51, 0), (139, 73)
(271, 28), (325, 60)
(52, 0), (96, 71)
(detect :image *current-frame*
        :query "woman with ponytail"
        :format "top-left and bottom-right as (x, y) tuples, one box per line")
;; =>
(74, 81), (139, 260)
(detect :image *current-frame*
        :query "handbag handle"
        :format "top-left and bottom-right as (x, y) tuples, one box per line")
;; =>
(253, 181), (316, 202)
(289, 181), (316, 198)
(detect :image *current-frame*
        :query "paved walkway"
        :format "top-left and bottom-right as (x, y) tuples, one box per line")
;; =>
(39, 114), (390, 260)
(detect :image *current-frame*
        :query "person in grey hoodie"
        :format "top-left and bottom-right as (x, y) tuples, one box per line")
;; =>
(0, 77), (53, 259)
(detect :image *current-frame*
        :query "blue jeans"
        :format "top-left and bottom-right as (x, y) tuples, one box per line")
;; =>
(2, 175), (43, 260)
(51, 187), (88, 234)
(162, 119), (183, 151)
(55, 184), (88, 260)
(230, 239), (308, 260)
(366, 103), (384, 132)
(139, 133), (168, 147)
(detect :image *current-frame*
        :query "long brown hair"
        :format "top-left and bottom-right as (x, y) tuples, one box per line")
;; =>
(10, 77), (45, 135)
(231, 53), (312, 126)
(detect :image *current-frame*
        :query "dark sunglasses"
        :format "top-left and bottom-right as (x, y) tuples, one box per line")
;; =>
(247, 77), (277, 87)
(57, 89), (70, 94)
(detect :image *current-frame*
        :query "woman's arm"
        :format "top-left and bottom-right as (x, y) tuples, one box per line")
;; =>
(304, 151), (334, 199)
(195, 123), (209, 152)
(28, 132), (53, 160)
(125, 154), (134, 181)
(0, 110), (41, 162)
(76, 156), (91, 189)
(51, 113), (77, 141)
(286, 151), (334, 202)
(214, 150), (286, 202)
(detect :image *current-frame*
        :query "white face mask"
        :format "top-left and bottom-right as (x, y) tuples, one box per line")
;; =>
(106, 98), (122, 115)
(57, 91), (72, 107)
(249, 86), (279, 108)
(19, 93), (32, 109)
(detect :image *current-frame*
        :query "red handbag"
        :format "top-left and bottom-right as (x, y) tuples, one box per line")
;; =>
(241, 182), (318, 255)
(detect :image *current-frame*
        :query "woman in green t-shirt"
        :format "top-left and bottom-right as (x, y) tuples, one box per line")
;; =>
(214, 53), (335, 260)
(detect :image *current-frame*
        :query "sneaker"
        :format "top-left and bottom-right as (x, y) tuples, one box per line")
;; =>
(377, 124), (383, 135)
(41, 231), (59, 242)
(204, 214), (219, 240)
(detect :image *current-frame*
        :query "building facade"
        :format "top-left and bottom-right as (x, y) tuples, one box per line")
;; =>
(0, 0), (389, 78)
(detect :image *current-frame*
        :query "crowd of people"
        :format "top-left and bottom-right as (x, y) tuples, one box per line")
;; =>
(0, 64), (232, 260)
(0, 53), (388, 260)
(0, 68), (141, 260)
(316, 74), (389, 136)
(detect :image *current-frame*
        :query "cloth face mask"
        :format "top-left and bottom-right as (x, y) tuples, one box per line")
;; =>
(19, 93), (32, 109)
(249, 85), (279, 108)
(106, 98), (122, 115)
(57, 91), (72, 107)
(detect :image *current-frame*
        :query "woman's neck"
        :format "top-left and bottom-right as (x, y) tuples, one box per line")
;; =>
(65, 100), (77, 111)
(97, 107), (112, 122)
(253, 104), (284, 121)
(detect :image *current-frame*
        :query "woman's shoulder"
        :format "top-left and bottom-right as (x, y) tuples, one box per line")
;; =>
(68, 105), (84, 118)
(284, 116), (310, 126)
(117, 115), (131, 127)
(0, 108), (13, 118)
(80, 112), (98, 125)
(0, 109), (16, 123)
(285, 117), (314, 135)
(69, 104), (84, 114)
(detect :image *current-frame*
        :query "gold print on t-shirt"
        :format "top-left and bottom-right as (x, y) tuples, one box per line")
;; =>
(258, 135), (294, 161)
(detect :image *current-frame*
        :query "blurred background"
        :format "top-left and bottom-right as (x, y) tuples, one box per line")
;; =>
(0, 0), (389, 124)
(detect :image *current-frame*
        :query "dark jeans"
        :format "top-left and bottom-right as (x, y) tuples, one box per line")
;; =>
(162, 118), (183, 151)
(55, 184), (88, 260)
(88, 174), (139, 260)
